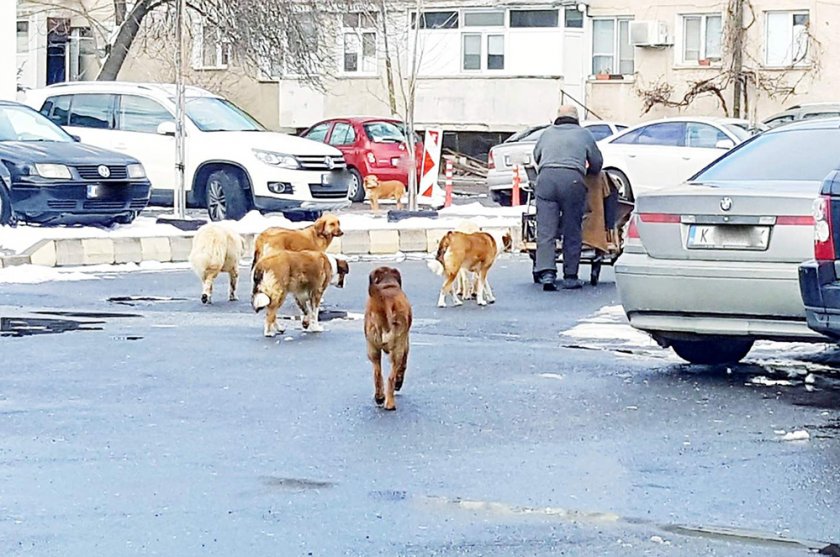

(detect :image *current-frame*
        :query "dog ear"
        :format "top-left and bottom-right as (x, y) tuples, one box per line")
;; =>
(313, 217), (327, 237)
(388, 267), (402, 287)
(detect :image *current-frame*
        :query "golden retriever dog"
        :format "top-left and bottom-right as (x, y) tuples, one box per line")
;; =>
(429, 231), (507, 307)
(363, 174), (406, 213)
(251, 213), (343, 269)
(365, 267), (412, 411)
(251, 251), (349, 337)
(189, 222), (245, 304)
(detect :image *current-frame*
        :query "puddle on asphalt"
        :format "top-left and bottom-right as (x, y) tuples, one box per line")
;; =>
(107, 296), (187, 306)
(262, 476), (335, 490)
(0, 316), (104, 337)
(278, 307), (352, 322)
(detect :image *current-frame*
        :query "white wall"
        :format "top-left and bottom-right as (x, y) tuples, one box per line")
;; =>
(1, 0), (17, 100)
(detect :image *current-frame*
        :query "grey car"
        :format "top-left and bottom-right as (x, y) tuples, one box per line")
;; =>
(615, 118), (840, 365)
(762, 102), (840, 129)
(486, 121), (626, 206)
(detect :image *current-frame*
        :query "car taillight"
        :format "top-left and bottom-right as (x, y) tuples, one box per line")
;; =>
(814, 195), (836, 261)
(638, 212), (680, 224)
(367, 152), (376, 164)
(627, 214), (640, 239)
(488, 150), (495, 170)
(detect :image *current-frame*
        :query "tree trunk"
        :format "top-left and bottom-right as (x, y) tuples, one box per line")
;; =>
(97, 0), (155, 81)
(731, 0), (744, 118)
(379, 0), (397, 115)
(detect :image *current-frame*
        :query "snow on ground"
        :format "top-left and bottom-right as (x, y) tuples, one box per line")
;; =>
(0, 264), (98, 284)
(0, 206), (521, 255)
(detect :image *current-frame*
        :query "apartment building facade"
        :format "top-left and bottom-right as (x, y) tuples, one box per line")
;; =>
(13, 1), (835, 156)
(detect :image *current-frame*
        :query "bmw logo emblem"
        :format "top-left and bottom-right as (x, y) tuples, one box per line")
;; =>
(97, 165), (111, 178)
(720, 197), (733, 212)
(324, 156), (335, 170)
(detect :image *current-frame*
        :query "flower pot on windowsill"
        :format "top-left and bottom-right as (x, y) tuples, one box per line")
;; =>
(608, 74), (624, 80)
(595, 73), (610, 81)
(698, 59), (712, 66)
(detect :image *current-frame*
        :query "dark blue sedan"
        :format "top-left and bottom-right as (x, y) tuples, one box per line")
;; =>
(0, 101), (151, 226)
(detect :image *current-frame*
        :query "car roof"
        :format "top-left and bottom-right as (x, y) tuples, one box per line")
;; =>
(316, 116), (403, 124)
(762, 116), (840, 133)
(29, 81), (219, 98)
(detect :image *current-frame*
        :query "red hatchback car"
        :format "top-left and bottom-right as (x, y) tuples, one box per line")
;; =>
(300, 117), (423, 202)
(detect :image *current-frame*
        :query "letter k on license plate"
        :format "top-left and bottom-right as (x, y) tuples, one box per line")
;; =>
(687, 225), (770, 250)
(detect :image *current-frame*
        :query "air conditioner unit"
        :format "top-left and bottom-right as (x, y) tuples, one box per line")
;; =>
(630, 21), (670, 47)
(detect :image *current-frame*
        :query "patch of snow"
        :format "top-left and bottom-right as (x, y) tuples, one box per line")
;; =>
(749, 376), (797, 387)
(538, 373), (564, 380)
(0, 264), (98, 284)
(780, 430), (809, 441)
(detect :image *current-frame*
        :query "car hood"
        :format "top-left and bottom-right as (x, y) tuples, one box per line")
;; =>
(209, 131), (342, 157)
(0, 141), (138, 165)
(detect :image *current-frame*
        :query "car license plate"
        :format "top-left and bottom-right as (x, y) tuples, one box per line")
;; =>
(321, 173), (329, 185)
(687, 225), (770, 250)
(86, 184), (100, 199)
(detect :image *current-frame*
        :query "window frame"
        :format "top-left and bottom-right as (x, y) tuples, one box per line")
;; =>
(65, 93), (117, 130)
(612, 122), (688, 147)
(16, 20), (29, 53)
(327, 121), (357, 146)
(509, 9), (559, 28)
(340, 11), (378, 76)
(764, 10), (811, 68)
(303, 122), (331, 143)
(591, 16), (634, 77)
(459, 9), (506, 74)
(116, 94), (174, 134)
(192, 18), (231, 71)
(678, 13), (723, 65)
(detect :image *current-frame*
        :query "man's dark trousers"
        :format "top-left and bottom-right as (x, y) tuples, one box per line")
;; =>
(534, 167), (587, 279)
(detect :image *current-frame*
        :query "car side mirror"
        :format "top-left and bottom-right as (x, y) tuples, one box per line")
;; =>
(157, 121), (177, 136)
(71, 135), (81, 142)
(715, 139), (735, 150)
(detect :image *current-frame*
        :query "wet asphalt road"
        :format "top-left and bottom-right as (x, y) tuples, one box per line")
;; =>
(1, 258), (839, 556)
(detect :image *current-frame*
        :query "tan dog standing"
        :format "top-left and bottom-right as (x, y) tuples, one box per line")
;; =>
(189, 222), (245, 304)
(363, 175), (406, 213)
(431, 231), (502, 307)
(365, 267), (412, 411)
(251, 213), (343, 269)
(252, 251), (348, 337)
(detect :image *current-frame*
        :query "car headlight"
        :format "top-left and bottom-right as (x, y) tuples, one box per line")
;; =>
(127, 163), (146, 179)
(253, 149), (300, 170)
(33, 163), (72, 179)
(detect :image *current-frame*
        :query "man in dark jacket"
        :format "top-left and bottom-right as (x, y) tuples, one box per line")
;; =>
(533, 106), (604, 290)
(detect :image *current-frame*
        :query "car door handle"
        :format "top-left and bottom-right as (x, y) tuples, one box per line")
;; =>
(627, 154), (637, 159)
(681, 156), (692, 160)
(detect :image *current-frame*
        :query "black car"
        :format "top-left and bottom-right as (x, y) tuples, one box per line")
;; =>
(799, 169), (840, 338)
(0, 101), (151, 226)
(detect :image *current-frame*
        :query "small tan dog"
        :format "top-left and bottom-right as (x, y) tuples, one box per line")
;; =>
(429, 230), (508, 307)
(251, 213), (343, 269)
(365, 267), (412, 411)
(189, 222), (245, 304)
(454, 220), (481, 299)
(251, 251), (349, 337)
(363, 175), (406, 213)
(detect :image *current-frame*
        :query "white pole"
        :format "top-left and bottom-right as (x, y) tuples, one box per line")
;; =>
(1, 1), (16, 101)
(406, 0), (423, 212)
(173, 0), (186, 219)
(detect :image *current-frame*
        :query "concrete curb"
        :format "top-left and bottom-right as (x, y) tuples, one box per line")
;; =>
(0, 223), (523, 269)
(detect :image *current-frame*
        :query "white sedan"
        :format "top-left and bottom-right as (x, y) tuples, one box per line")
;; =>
(599, 117), (756, 200)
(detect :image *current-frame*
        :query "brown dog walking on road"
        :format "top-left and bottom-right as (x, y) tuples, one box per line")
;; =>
(251, 213), (343, 269)
(364, 267), (412, 411)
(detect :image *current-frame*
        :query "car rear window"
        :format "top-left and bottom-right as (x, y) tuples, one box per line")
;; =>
(364, 121), (405, 142)
(694, 128), (840, 182)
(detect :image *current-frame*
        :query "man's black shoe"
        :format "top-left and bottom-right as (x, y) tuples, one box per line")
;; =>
(539, 271), (558, 291)
(562, 277), (584, 290)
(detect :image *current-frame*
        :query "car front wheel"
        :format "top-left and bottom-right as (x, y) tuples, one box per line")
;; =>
(206, 169), (249, 221)
(347, 168), (365, 202)
(670, 338), (754, 365)
(606, 168), (633, 202)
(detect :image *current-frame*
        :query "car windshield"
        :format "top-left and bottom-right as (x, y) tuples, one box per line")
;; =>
(178, 97), (265, 132)
(694, 127), (840, 183)
(723, 123), (753, 141)
(505, 125), (547, 143)
(364, 121), (406, 143)
(0, 104), (73, 142)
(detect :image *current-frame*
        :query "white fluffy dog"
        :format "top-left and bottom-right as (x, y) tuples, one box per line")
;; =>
(189, 222), (245, 304)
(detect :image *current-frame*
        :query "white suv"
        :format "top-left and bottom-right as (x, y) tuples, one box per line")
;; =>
(23, 82), (351, 220)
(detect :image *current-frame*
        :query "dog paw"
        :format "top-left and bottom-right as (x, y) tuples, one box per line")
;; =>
(201, 294), (210, 304)
(263, 331), (275, 338)
(374, 395), (385, 406)
(437, 302), (447, 308)
(307, 325), (325, 333)
(384, 403), (396, 411)
(229, 295), (238, 302)
(453, 300), (463, 307)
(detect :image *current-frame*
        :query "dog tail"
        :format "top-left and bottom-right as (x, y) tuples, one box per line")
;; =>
(426, 259), (444, 276)
(251, 267), (270, 312)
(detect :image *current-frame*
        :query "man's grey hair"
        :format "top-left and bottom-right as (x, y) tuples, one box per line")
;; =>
(557, 105), (579, 120)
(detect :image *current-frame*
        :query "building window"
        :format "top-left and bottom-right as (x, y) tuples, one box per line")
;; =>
(413, 11), (459, 29)
(766, 11), (810, 66)
(460, 10), (505, 72)
(510, 9), (559, 28)
(592, 17), (634, 75)
(16, 21), (29, 53)
(193, 20), (230, 69)
(564, 8), (584, 29)
(342, 12), (377, 74)
(681, 14), (722, 64)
